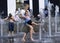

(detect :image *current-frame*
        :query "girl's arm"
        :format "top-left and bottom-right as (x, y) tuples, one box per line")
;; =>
(3, 17), (8, 20)
(11, 16), (16, 21)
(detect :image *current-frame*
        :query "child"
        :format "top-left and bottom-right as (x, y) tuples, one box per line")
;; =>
(4, 13), (15, 36)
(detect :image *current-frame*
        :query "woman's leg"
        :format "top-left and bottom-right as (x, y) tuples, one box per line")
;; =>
(22, 33), (26, 42)
(27, 25), (34, 41)
(27, 24), (35, 33)
(30, 26), (35, 41)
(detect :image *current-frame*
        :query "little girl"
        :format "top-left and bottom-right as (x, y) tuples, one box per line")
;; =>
(24, 11), (38, 26)
(4, 13), (15, 36)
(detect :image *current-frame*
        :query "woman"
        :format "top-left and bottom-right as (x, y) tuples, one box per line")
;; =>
(22, 11), (38, 41)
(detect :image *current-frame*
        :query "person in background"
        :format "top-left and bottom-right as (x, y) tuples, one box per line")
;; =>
(15, 8), (21, 22)
(44, 6), (48, 17)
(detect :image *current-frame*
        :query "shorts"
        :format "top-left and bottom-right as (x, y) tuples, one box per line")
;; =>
(26, 20), (32, 25)
(22, 20), (32, 34)
(8, 22), (14, 32)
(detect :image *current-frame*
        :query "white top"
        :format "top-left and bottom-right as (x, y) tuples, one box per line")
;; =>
(20, 9), (30, 17)
(20, 9), (25, 17)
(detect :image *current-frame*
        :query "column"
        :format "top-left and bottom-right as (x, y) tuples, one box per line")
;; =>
(7, 0), (16, 16)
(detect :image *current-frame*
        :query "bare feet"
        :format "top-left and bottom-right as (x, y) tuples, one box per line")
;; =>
(21, 38), (26, 42)
(31, 38), (35, 41)
(8, 34), (11, 36)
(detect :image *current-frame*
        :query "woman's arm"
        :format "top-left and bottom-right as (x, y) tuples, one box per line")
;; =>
(19, 14), (26, 19)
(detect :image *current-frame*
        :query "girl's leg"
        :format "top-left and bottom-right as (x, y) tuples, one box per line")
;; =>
(8, 31), (12, 36)
(22, 33), (26, 42)
(12, 23), (14, 36)
(32, 22), (38, 25)
(12, 31), (14, 36)
(12, 31), (16, 41)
